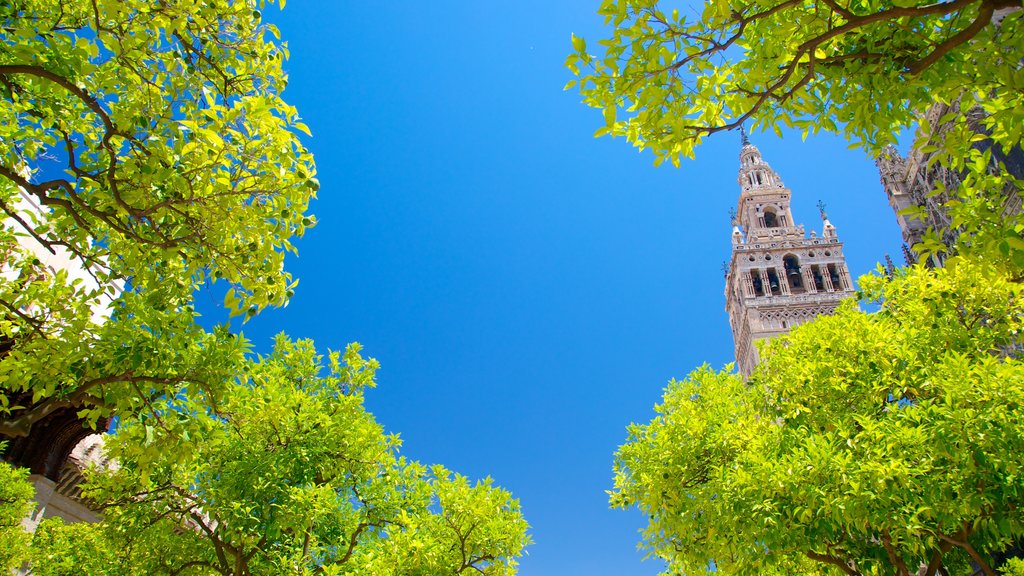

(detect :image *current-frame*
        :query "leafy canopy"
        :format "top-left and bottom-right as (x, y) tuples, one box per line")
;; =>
(612, 259), (1024, 576)
(568, 0), (1024, 275)
(0, 0), (316, 436)
(0, 453), (35, 572)
(65, 336), (532, 576)
(568, 0), (1023, 165)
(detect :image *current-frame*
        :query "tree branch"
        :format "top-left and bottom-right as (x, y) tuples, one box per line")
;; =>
(806, 550), (861, 576)
(905, 1), (993, 74)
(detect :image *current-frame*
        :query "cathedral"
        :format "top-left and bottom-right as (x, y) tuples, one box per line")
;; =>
(724, 132), (855, 375)
(876, 102), (1024, 268)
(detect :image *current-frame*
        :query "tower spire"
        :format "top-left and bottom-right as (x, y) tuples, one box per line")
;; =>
(736, 135), (782, 192)
(740, 125), (750, 147)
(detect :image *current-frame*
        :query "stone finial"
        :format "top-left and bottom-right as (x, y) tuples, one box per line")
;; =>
(818, 200), (837, 237)
(884, 254), (897, 276)
(740, 125), (750, 146)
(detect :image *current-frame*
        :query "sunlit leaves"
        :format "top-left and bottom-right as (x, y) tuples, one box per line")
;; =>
(72, 337), (530, 576)
(0, 0), (316, 436)
(568, 0), (1024, 166)
(613, 259), (1024, 575)
(0, 457), (34, 572)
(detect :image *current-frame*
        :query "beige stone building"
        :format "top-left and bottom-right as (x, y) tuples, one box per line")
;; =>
(724, 133), (855, 375)
(875, 102), (1023, 267)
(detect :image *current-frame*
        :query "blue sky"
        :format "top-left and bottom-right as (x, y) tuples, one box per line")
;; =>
(204, 3), (907, 575)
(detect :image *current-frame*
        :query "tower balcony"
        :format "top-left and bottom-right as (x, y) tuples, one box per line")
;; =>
(746, 225), (805, 242)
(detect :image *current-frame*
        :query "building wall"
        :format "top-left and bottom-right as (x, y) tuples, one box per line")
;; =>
(876, 102), (1024, 266)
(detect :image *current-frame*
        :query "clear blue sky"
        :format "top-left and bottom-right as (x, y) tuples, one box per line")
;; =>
(202, 3), (906, 575)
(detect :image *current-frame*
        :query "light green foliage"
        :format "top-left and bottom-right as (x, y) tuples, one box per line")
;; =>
(0, 455), (35, 572)
(0, 0), (315, 436)
(906, 108), (1024, 272)
(569, 0), (1024, 269)
(30, 518), (125, 576)
(568, 0), (1023, 163)
(612, 258), (1024, 575)
(1003, 558), (1024, 576)
(79, 336), (529, 576)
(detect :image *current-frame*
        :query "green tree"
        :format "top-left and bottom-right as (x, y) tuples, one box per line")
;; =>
(0, 455), (35, 571)
(66, 336), (530, 576)
(568, 0), (1024, 272)
(1003, 558), (1024, 576)
(612, 258), (1024, 576)
(0, 0), (316, 436)
(30, 517), (125, 576)
(568, 0), (1022, 163)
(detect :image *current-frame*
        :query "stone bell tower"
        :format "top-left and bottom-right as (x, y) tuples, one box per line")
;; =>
(724, 131), (855, 376)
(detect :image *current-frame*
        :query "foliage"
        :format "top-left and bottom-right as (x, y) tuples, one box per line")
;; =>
(30, 517), (125, 576)
(612, 258), (1024, 576)
(567, 0), (1023, 164)
(567, 0), (1024, 269)
(0, 454), (35, 572)
(0, 0), (316, 436)
(1003, 558), (1024, 576)
(903, 104), (1024, 273)
(76, 336), (530, 576)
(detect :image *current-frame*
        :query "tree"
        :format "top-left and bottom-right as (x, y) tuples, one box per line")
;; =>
(0, 0), (317, 436)
(568, 0), (1024, 271)
(0, 455), (35, 571)
(567, 0), (1023, 164)
(611, 258), (1024, 575)
(59, 336), (530, 576)
(30, 517), (125, 576)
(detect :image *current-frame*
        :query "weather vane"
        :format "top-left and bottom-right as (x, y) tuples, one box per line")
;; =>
(721, 261), (730, 277)
(739, 125), (749, 146)
(817, 200), (828, 220)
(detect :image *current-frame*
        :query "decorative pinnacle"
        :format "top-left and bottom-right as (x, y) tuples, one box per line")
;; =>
(728, 207), (738, 226)
(721, 261), (730, 277)
(739, 125), (749, 146)
(884, 254), (897, 276)
(817, 200), (828, 220)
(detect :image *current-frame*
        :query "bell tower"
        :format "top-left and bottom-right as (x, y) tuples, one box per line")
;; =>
(724, 131), (855, 375)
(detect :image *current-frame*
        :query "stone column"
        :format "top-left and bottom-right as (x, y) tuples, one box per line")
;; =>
(776, 267), (791, 295)
(839, 264), (853, 291)
(821, 267), (835, 292)
(802, 268), (817, 293)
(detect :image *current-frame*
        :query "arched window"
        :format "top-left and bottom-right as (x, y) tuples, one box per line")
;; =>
(763, 209), (778, 228)
(828, 264), (843, 290)
(783, 254), (803, 293)
(811, 265), (825, 291)
(766, 269), (781, 296)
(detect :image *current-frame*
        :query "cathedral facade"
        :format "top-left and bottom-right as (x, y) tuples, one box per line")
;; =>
(875, 102), (1023, 267)
(724, 134), (855, 375)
